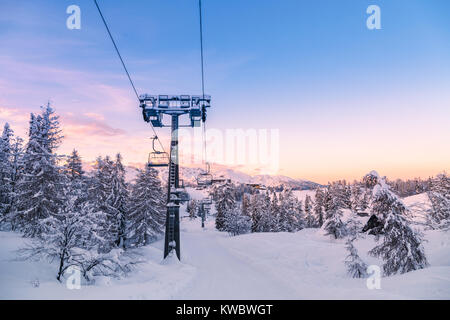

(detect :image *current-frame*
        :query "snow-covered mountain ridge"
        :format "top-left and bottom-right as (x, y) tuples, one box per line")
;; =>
(121, 165), (322, 190)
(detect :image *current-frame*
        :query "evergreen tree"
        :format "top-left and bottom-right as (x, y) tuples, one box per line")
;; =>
(0, 123), (14, 220)
(241, 193), (251, 217)
(250, 192), (274, 232)
(313, 188), (325, 227)
(15, 106), (64, 237)
(270, 192), (280, 232)
(187, 200), (198, 219)
(127, 166), (165, 247)
(350, 183), (362, 212)
(63, 149), (88, 210)
(304, 194), (315, 227)
(3, 135), (24, 229)
(344, 238), (368, 278)
(323, 187), (347, 239)
(367, 171), (428, 275)
(323, 209), (347, 239)
(88, 154), (129, 251)
(427, 173), (450, 229)
(277, 190), (297, 232)
(65, 149), (84, 182)
(214, 182), (236, 231)
(224, 203), (252, 236)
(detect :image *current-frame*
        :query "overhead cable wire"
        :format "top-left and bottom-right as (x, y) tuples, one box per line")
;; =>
(93, 0), (166, 154)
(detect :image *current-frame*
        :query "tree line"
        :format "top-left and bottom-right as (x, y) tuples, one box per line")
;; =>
(207, 170), (449, 277)
(0, 105), (166, 282)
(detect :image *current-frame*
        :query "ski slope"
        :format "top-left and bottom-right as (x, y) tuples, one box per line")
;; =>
(1, 214), (450, 299)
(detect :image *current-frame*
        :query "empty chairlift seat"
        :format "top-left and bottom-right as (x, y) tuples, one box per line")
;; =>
(148, 151), (169, 167)
(147, 136), (169, 167)
(197, 172), (213, 186)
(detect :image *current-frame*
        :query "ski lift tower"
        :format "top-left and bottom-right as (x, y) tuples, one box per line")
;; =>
(139, 94), (211, 260)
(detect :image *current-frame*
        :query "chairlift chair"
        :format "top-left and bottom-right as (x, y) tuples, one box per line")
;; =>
(196, 163), (213, 187)
(147, 136), (169, 168)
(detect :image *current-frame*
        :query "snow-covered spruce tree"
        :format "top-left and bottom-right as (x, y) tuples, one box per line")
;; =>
(127, 166), (165, 247)
(65, 149), (84, 182)
(224, 203), (252, 236)
(323, 187), (347, 239)
(88, 154), (129, 251)
(214, 182), (236, 231)
(367, 171), (428, 276)
(15, 106), (64, 237)
(328, 181), (351, 210)
(187, 199), (198, 220)
(350, 183), (363, 212)
(314, 188), (325, 227)
(242, 193), (251, 218)
(304, 194), (316, 228)
(250, 191), (274, 232)
(63, 149), (89, 210)
(277, 189), (303, 232)
(0, 123), (14, 222)
(323, 210), (347, 239)
(344, 237), (368, 278)
(270, 192), (280, 232)
(2, 134), (24, 229)
(427, 173), (450, 229)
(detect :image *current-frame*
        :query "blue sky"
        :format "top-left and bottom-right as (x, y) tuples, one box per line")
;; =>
(0, 0), (449, 182)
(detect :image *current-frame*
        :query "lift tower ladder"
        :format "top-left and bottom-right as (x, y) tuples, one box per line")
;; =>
(140, 94), (211, 260)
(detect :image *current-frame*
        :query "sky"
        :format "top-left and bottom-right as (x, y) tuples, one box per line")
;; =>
(0, 0), (449, 184)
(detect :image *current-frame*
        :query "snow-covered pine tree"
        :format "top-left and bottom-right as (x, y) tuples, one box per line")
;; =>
(224, 203), (252, 236)
(323, 186), (347, 239)
(350, 183), (362, 212)
(277, 189), (302, 232)
(367, 171), (428, 276)
(323, 209), (347, 239)
(242, 193), (251, 217)
(88, 155), (128, 251)
(304, 194), (315, 228)
(427, 173), (450, 229)
(63, 149), (88, 210)
(359, 189), (370, 213)
(65, 149), (84, 182)
(250, 192), (274, 232)
(107, 154), (129, 249)
(344, 237), (368, 278)
(214, 182), (236, 231)
(314, 188), (325, 227)
(2, 134), (24, 229)
(187, 199), (198, 219)
(15, 106), (64, 237)
(127, 166), (165, 247)
(270, 192), (280, 232)
(0, 123), (14, 221)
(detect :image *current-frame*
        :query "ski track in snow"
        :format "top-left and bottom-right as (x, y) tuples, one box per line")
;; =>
(171, 221), (297, 299)
(1, 192), (450, 299)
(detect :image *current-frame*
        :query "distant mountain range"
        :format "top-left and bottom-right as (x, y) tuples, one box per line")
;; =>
(120, 164), (321, 190)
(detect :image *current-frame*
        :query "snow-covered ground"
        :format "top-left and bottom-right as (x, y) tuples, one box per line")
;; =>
(1, 213), (450, 299)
